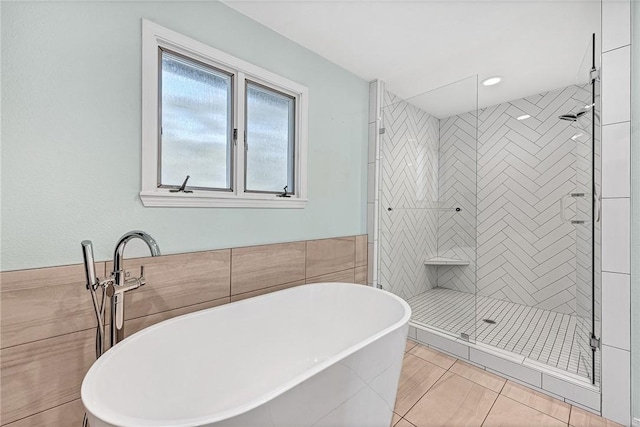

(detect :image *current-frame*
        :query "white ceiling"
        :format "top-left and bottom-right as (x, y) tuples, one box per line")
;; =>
(223, 0), (600, 118)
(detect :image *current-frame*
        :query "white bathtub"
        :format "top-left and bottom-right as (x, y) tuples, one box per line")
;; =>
(82, 282), (411, 427)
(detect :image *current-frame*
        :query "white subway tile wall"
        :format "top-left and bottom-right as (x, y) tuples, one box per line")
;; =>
(600, 0), (632, 424)
(602, 122), (631, 198)
(602, 198), (631, 273)
(602, 0), (631, 52)
(602, 46), (631, 125)
(601, 272), (631, 351)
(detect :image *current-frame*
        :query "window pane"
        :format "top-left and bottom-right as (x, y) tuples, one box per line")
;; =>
(245, 82), (295, 193)
(160, 50), (232, 190)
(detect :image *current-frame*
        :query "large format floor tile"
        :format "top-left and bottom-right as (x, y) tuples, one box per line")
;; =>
(501, 380), (570, 423)
(483, 395), (567, 427)
(391, 412), (402, 426)
(449, 360), (506, 393)
(395, 419), (417, 427)
(395, 341), (620, 427)
(409, 343), (457, 370)
(404, 372), (498, 427)
(394, 353), (447, 416)
(569, 406), (624, 427)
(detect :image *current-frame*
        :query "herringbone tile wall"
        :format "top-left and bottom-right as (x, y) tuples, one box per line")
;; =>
(437, 111), (478, 294)
(440, 85), (596, 316)
(379, 91), (440, 300)
(380, 84), (600, 318)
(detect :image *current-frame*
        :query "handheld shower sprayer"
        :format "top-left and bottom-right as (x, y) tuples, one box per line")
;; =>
(81, 240), (107, 359)
(82, 240), (98, 290)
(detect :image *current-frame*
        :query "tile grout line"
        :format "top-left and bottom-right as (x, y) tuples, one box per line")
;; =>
(229, 248), (233, 297)
(499, 380), (573, 424)
(488, 394), (572, 426)
(568, 405), (574, 426)
(399, 357), (449, 419)
(410, 350), (455, 370)
(479, 386), (502, 426)
(2, 397), (81, 426)
(449, 359), (505, 393)
(305, 265), (357, 281)
(0, 325), (99, 351)
(409, 341), (580, 426)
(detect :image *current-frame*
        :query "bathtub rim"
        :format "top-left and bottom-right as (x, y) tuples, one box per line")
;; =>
(81, 282), (411, 427)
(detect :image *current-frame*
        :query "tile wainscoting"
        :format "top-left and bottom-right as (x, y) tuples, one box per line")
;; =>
(0, 234), (368, 426)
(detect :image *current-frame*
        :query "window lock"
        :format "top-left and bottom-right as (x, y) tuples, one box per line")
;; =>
(277, 186), (291, 198)
(169, 175), (193, 193)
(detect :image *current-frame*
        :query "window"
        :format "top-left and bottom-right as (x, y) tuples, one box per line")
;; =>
(245, 82), (295, 194)
(160, 50), (233, 191)
(141, 20), (308, 208)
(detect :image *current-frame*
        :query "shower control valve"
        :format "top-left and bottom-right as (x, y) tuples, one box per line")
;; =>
(105, 266), (146, 297)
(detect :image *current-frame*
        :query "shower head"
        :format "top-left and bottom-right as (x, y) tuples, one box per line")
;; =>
(559, 110), (588, 122)
(559, 113), (578, 122)
(558, 104), (593, 122)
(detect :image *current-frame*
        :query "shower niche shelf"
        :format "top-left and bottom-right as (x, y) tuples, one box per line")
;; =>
(424, 257), (470, 266)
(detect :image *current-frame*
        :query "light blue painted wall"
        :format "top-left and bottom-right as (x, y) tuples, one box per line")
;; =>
(631, 0), (639, 420)
(0, 1), (369, 271)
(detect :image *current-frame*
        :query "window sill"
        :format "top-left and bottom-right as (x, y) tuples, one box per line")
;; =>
(140, 191), (308, 209)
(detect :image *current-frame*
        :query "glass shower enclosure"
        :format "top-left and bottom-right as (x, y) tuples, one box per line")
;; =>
(378, 76), (478, 343)
(376, 39), (601, 383)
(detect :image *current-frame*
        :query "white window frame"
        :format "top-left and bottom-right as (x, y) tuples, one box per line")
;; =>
(140, 19), (308, 208)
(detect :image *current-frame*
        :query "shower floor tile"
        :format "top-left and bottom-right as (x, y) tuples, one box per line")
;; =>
(407, 288), (593, 380)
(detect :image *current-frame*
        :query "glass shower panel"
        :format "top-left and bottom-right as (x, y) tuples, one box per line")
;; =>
(572, 34), (600, 385)
(469, 34), (599, 382)
(378, 76), (478, 342)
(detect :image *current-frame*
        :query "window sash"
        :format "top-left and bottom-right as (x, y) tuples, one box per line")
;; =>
(157, 48), (235, 192)
(244, 80), (296, 195)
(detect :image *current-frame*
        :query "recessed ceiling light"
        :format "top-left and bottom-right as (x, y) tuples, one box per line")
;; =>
(517, 114), (530, 120)
(482, 76), (502, 86)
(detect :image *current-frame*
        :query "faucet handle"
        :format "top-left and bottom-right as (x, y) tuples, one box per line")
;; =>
(138, 265), (146, 286)
(105, 282), (116, 298)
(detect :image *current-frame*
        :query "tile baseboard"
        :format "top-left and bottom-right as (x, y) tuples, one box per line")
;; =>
(409, 322), (601, 413)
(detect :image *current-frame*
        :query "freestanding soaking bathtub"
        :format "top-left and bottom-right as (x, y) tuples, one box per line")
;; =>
(82, 283), (411, 427)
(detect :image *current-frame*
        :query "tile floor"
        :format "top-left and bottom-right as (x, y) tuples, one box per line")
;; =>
(393, 340), (619, 427)
(407, 288), (595, 380)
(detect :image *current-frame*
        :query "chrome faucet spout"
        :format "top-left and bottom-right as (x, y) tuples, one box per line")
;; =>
(110, 230), (161, 347)
(113, 230), (160, 271)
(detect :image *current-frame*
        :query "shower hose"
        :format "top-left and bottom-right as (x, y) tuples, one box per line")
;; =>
(82, 282), (107, 427)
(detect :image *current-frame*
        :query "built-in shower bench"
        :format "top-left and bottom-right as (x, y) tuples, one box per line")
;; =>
(423, 257), (470, 266)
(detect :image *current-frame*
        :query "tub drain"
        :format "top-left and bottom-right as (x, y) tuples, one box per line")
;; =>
(483, 319), (496, 324)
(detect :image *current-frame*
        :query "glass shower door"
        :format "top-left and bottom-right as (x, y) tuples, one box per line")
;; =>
(570, 33), (600, 385)
(378, 76), (478, 343)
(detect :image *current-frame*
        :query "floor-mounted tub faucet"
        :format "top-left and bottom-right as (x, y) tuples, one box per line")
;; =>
(81, 231), (160, 427)
(108, 230), (161, 347)
(81, 231), (161, 350)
